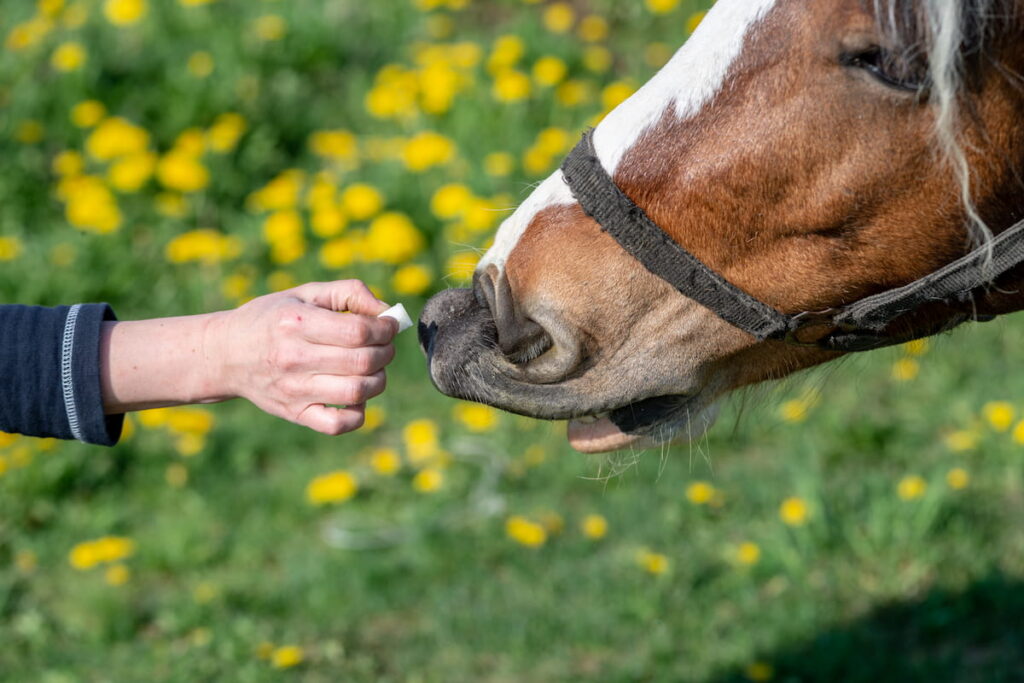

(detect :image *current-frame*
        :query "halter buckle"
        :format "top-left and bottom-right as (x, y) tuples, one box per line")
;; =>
(783, 309), (847, 347)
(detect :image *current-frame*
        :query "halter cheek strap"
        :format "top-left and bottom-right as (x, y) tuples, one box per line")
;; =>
(561, 129), (1016, 353)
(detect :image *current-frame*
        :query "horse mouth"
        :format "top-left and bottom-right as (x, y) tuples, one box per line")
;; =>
(569, 394), (719, 453)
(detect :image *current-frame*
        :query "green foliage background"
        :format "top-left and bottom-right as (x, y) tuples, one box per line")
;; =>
(2, 0), (1024, 681)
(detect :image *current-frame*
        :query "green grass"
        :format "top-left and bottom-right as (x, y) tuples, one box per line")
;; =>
(2, 1), (1024, 681)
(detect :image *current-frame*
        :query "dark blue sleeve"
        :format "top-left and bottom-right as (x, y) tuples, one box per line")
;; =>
(0, 304), (124, 446)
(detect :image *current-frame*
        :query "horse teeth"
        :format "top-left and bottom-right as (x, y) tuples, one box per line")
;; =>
(576, 413), (609, 424)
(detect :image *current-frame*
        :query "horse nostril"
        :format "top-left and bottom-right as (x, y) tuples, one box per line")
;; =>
(474, 265), (548, 361)
(418, 320), (438, 360)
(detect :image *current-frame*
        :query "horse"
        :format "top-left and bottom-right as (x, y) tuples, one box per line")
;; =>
(419, 0), (1024, 453)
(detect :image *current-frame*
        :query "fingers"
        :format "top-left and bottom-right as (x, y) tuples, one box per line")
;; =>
(293, 280), (390, 316)
(305, 371), (387, 406)
(297, 403), (366, 436)
(300, 306), (397, 348)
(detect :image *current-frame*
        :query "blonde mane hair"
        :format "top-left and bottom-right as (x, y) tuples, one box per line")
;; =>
(875, 0), (1019, 252)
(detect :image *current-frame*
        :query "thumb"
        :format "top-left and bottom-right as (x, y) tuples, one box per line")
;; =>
(293, 280), (389, 316)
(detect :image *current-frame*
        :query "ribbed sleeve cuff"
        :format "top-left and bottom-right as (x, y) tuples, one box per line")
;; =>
(61, 303), (124, 446)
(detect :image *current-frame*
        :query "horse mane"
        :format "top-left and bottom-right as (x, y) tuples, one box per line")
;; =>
(874, 0), (1022, 248)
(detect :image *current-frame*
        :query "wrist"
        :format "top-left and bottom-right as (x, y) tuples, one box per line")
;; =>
(195, 310), (236, 404)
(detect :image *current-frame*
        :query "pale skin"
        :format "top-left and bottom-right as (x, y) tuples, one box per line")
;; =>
(99, 280), (399, 436)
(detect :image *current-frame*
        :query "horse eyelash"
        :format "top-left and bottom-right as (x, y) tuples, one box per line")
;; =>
(840, 47), (928, 92)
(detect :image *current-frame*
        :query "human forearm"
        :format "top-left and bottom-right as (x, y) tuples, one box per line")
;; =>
(100, 313), (230, 413)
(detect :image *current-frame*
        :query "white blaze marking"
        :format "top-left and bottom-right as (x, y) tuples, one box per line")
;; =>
(479, 0), (780, 272)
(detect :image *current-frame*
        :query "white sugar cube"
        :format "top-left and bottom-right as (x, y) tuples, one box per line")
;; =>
(378, 303), (413, 333)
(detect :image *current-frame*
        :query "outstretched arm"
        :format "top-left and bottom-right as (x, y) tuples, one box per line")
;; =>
(101, 280), (399, 436)
(0, 280), (399, 446)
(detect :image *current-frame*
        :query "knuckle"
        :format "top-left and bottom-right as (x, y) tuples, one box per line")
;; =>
(345, 319), (371, 346)
(351, 349), (375, 375)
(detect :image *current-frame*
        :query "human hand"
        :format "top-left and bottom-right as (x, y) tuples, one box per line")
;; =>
(205, 280), (398, 435)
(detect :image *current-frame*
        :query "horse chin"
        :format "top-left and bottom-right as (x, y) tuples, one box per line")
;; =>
(567, 397), (721, 454)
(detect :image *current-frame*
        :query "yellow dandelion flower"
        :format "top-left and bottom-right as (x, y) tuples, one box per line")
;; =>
(431, 183), (474, 220)
(165, 230), (241, 265)
(543, 2), (575, 33)
(165, 463), (189, 487)
(779, 399), (810, 423)
(446, 251), (479, 282)
(403, 419), (440, 465)
(363, 405), (385, 432)
(175, 433), (205, 457)
(157, 151), (210, 193)
(104, 564), (130, 586)
(779, 497), (810, 526)
(370, 448), (401, 476)
(903, 338), (929, 356)
(637, 549), (670, 575)
(15, 550), (37, 575)
(686, 10), (708, 34)
(897, 475), (927, 500)
(15, 121), (44, 145)
(745, 661), (774, 682)
(488, 35), (525, 71)
(645, 0), (679, 14)
(108, 151), (157, 193)
(645, 42), (674, 69)
(71, 100), (106, 128)
(392, 264), (433, 296)
(533, 56), (568, 87)
(524, 444), (546, 467)
(340, 183), (384, 221)
(206, 112), (247, 153)
(578, 15), (609, 42)
(5, 19), (51, 52)
(155, 192), (188, 218)
(51, 42), (87, 72)
(506, 516), (547, 547)
(69, 542), (101, 570)
(309, 130), (358, 161)
(402, 132), (455, 172)
(86, 117), (149, 160)
(180, 0), (217, 6)
(583, 46), (613, 73)
(137, 407), (171, 428)
(413, 468), (444, 493)
(94, 536), (136, 564)
(104, 0), (147, 26)
(685, 481), (716, 505)
(602, 81), (635, 111)
(946, 467), (970, 490)
(187, 50), (214, 78)
(271, 645), (304, 669)
(891, 358), (920, 381)
(983, 401), (1015, 432)
(453, 403), (499, 432)
(253, 14), (286, 41)
(63, 3), (89, 28)
(38, 0), (66, 16)
(53, 150), (85, 177)
(364, 212), (424, 264)
(581, 514), (608, 539)
(484, 151), (515, 177)
(945, 429), (978, 452)
(735, 542), (761, 566)
(0, 237), (22, 262)
(267, 270), (296, 292)
(492, 69), (532, 102)
(306, 471), (358, 506)
(319, 237), (356, 269)
(556, 79), (591, 107)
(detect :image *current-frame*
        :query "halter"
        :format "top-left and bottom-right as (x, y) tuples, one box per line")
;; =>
(561, 129), (1021, 352)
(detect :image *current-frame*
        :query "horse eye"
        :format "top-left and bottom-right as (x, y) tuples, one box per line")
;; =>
(842, 47), (926, 93)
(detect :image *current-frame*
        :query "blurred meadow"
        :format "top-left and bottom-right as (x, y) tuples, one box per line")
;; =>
(2, 0), (1024, 680)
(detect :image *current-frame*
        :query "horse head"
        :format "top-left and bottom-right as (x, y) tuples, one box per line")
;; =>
(420, 0), (1024, 452)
